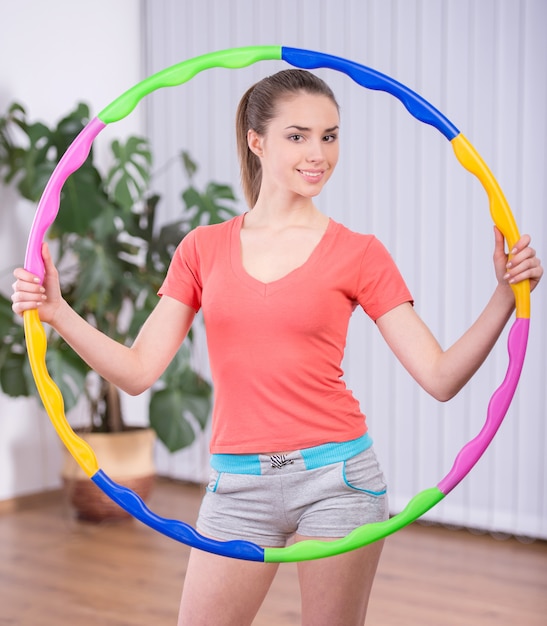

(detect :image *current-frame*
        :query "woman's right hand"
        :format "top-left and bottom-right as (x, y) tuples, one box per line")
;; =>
(11, 242), (63, 325)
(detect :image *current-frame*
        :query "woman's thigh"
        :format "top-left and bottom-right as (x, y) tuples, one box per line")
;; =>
(296, 537), (385, 626)
(177, 546), (279, 626)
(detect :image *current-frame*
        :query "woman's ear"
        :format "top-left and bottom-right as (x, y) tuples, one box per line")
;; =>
(247, 129), (263, 157)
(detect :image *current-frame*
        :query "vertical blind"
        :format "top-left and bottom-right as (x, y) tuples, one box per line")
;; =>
(143, 0), (546, 539)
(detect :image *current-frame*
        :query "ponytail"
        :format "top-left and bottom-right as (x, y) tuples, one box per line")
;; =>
(236, 85), (262, 208)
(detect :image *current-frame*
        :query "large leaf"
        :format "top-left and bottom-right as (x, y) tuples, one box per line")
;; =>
(0, 295), (21, 342)
(106, 136), (152, 210)
(182, 183), (238, 229)
(50, 103), (90, 155)
(17, 159), (56, 201)
(149, 346), (212, 452)
(176, 366), (212, 429)
(149, 388), (197, 452)
(0, 294), (33, 398)
(0, 104), (44, 190)
(69, 239), (118, 317)
(51, 165), (110, 237)
(149, 217), (187, 273)
(0, 350), (31, 397)
(1, 102), (91, 203)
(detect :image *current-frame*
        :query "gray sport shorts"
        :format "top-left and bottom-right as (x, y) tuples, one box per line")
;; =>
(196, 434), (389, 547)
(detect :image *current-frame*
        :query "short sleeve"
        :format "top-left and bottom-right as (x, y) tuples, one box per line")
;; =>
(355, 236), (413, 321)
(158, 230), (202, 312)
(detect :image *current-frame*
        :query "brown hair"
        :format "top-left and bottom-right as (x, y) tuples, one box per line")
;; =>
(235, 69), (339, 207)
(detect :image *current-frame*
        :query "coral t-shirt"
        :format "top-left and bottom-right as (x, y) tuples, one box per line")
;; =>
(159, 213), (412, 453)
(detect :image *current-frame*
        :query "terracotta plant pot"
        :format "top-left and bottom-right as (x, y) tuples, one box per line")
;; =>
(61, 428), (156, 522)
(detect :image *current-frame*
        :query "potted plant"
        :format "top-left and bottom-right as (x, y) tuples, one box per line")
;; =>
(0, 102), (238, 519)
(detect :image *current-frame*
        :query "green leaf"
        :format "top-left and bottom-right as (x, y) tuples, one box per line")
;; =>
(17, 159), (56, 201)
(180, 150), (197, 179)
(25, 121), (51, 146)
(69, 239), (117, 316)
(181, 186), (201, 211)
(207, 182), (236, 201)
(7, 102), (26, 118)
(0, 296), (20, 340)
(88, 203), (123, 240)
(149, 354), (212, 451)
(50, 103), (90, 155)
(181, 182), (238, 229)
(159, 347), (192, 385)
(0, 351), (31, 397)
(106, 136), (152, 210)
(149, 388), (197, 452)
(181, 394), (211, 430)
(51, 165), (109, 237)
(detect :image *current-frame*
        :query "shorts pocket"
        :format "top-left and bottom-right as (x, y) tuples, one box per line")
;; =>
(205, 469), (262, 495)
(342, 447), (387, 497)
(205, 469), (223, 493)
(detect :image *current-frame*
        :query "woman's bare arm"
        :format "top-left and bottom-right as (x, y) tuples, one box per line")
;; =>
(12, 242), (195, 395)
(376, 229), (542, 401)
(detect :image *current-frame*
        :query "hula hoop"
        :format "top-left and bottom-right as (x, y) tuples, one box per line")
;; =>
(23, 46), (530, 562)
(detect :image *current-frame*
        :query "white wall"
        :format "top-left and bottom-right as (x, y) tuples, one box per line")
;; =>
(143, 0), (547, 539)
(0, 0), (144, 499)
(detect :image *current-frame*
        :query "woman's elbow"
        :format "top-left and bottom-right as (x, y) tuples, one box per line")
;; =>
(435, 381), (471, 402)
(424, 379), (462, 403)
(118, 373), (156, 397)
(123, 383), (149, 397)
(431, 389), (457, 403)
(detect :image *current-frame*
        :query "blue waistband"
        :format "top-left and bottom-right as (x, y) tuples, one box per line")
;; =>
(210, 433), (373, 475)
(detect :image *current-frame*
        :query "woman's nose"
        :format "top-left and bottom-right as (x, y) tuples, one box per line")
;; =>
(305, 139), (326, 162)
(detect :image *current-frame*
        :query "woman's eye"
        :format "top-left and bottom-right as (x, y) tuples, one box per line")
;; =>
(289, 134), (303, 142)
(323, 134), (338, 142)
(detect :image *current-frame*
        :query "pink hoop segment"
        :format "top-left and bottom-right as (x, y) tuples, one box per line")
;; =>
(437, 317), (530, 494)
(24, 117), (106, 281)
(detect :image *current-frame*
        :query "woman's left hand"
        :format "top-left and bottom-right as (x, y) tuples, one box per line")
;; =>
(494, 226), (543, 293)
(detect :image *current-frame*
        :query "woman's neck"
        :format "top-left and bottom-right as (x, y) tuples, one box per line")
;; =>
(248, 194), (324, 230)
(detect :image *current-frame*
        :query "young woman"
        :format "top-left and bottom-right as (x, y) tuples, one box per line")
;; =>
(12, 70), (542, 625)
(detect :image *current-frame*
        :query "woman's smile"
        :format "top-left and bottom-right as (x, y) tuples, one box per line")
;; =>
(297, 168), (326, 183)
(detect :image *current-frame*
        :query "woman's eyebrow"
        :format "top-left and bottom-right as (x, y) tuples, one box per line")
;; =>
(284, 125), (340, 132)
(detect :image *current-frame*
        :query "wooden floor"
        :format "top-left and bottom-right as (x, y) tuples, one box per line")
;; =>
(1, 478), (546, 625)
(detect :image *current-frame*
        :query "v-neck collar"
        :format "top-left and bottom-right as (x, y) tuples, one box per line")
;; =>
(230, 213), (334, 296)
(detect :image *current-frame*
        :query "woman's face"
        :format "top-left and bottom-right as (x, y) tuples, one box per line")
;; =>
(249, 92), (340, 202)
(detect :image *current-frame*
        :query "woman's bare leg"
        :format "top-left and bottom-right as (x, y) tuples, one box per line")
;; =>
(177, 546), (279, 626)
(296, 536), (384, 626)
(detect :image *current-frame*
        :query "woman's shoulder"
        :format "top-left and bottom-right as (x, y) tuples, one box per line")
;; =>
(329, 219), (380, 249)
(175, 215), (241, 265)
(327, 220), (399, 269)
(190, 213), (242, 241)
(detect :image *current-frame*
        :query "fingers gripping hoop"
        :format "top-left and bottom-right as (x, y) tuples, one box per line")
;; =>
(24, 46), (530, 562)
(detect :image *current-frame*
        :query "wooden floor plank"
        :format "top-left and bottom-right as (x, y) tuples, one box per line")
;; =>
(1, 479), (546, 625)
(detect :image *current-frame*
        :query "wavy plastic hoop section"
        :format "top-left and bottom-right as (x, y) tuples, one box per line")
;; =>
(23, 46), (530, 562)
